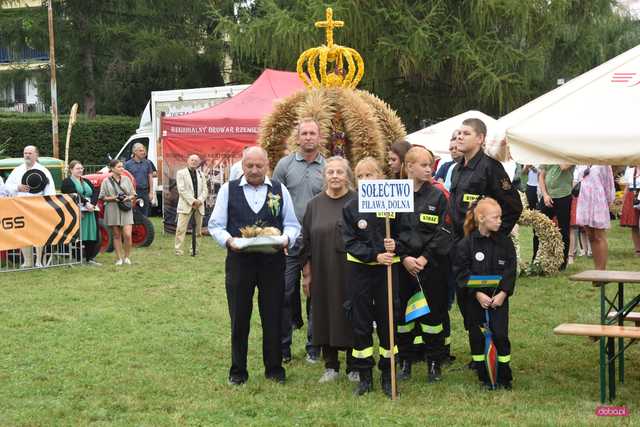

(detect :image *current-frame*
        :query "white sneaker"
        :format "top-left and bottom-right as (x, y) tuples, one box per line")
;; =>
(347, 371), (360, 382)
(123, 258), (132, 265)
(115, 259), (123, 266)
(305, 353), (320, 364)
(34, 262), (43, 268)
(318, 368), (339, 383)
(87, 259), (102, 266)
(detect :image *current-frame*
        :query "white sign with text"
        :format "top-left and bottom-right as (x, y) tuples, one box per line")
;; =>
(358, 179), (414, 213)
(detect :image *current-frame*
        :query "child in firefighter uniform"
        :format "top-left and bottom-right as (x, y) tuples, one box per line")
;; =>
(397, 148), (453, 383)
(453, 197), (516, 389)
(343, 157), (402, 398)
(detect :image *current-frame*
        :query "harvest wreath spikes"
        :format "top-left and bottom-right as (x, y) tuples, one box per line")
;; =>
(517, 207), (564, 276)
(259, 87), (398, 168)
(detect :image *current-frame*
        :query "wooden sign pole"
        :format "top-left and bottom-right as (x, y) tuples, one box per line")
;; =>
(385, 215), (396, 400)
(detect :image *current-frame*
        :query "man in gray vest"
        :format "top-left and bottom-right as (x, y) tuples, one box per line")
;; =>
(273, 117), (325, 364)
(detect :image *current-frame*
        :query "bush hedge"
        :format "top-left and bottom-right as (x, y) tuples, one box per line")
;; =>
(0, 113), (139, 165)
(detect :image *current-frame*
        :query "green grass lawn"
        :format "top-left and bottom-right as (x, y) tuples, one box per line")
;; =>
(1, 219), (639, 426)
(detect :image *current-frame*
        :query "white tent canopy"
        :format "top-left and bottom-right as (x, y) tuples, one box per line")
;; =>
(406, 110), (515, 179)
(501, 44), (640, 165)
(406, 110), (500, 159)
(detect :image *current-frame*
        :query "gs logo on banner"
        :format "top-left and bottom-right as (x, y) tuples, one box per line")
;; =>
(1, 216), (25, 230)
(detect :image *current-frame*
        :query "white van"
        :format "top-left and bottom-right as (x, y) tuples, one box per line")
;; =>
(109, 84), (249, 212)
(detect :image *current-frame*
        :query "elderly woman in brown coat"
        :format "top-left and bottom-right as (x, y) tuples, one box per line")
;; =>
(300, 156), (358, 383)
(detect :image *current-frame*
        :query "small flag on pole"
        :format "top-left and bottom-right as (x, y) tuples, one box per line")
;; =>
(405, 291), (429, 322)
(483, 310), (498, 389)
(467, 275), (502, 288)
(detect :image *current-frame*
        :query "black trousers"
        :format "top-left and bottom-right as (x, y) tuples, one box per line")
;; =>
(322, 345), (355, 373)
(397, 261), (448, 364)
(73, 240), (99, 262)
(135, 189), (150, 216)
(225, 251), (286, 381)
(281, 239), (318, 357)
(347, 262), (399, 372)
(465, 292), (512, 384)
(525, 185), (538, 211)
(534, 195), (571, 268)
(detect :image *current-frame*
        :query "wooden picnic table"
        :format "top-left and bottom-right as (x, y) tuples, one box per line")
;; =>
(570, 270), (640, 402)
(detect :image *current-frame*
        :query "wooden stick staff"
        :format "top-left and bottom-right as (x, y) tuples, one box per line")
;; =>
(63, 103), (79, 178)
(191, 208), (197, 257)
(385, 214), (397, 400)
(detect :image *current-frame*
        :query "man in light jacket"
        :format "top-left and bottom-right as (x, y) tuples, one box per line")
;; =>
(174, 154), (208, 256)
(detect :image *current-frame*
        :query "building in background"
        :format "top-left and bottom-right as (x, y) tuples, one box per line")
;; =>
(0, 0), (48, 113)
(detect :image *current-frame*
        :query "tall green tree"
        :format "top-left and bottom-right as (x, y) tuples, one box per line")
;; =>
(218, 0), (640, 129)
(1, 0), (234, 117)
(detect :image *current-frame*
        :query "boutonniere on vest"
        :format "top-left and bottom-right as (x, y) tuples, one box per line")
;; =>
(267, 192), (281, 217)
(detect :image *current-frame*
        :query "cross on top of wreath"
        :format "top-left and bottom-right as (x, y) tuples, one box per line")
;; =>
(314, 8), (343, 48)
(296, 7), (365, 90)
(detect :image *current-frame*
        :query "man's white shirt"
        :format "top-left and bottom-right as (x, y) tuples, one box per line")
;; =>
(5, 162), (56, 196)
(208, 176), (300, 249)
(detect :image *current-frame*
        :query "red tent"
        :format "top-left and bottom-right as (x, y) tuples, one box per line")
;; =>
(161, 69), (304, 157)
(161, 69), (304, 231)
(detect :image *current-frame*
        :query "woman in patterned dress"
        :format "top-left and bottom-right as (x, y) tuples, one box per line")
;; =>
(575, 165), (615, 270)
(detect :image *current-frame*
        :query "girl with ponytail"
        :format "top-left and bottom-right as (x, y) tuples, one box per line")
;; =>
(453, 197), (517, 390)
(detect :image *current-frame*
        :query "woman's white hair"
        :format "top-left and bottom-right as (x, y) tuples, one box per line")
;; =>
(323, 156), (354, 191)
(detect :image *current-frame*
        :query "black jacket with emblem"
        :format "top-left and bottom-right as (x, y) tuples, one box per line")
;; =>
(342, 196), (403, 263)
(453, 230), (517, 296)
(449, 150), (523, 239)
(398, 182), (453, 267)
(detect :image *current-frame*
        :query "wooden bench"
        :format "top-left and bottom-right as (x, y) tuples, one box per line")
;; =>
(554, 323), (640, 339)
(607, 311), (640, 326)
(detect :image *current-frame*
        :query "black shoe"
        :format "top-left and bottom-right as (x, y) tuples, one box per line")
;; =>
(228, 376), (246, 386)
(499, 381), (513, 391)
(440, 354), (456, 368)
(354, 369), (373, 396)
(428, 361), (442, 382)
(397, 360), (412, 381)
(380, 370), (398, 398)
(282, 348), (292, 364)
(266, 373), (286, 384)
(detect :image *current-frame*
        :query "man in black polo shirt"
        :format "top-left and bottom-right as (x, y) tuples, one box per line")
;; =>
(124, 143), (155, 216)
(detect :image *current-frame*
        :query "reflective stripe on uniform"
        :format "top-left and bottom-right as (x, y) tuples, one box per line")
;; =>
(421, 323), (443, 334)
(498, 354), (511, 363)
(352, 347), (374, 359)
(379, 345), (399, 358)
(347, 252), (400, 265)
(397, 322), (415, 333)
(413, 336), (424, 345)
(472, 354), (485, 362)
(444, 336), (451, 346)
